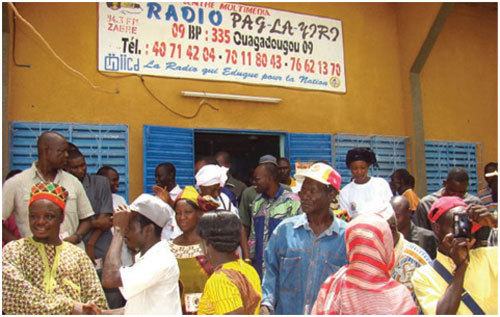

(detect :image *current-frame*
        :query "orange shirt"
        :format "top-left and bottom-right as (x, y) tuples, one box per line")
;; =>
(403, 188), (420, 212)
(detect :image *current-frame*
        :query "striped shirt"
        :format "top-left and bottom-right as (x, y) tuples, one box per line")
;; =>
(478, 187), (497, 212)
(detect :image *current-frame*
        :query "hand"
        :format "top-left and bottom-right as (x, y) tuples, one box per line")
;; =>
(153, 185), (174, 206)
(92, 216), (113, 230)
(72, 302), (84, 315)
(442, 233), (475, 267)
(63, 234), (80, 245)
(260, 305), (271, 315)
(82, 302), (102, 315)
(72, 302), (101, 315)
(112, 208), (130, 233)
(466, 204), (497, 228)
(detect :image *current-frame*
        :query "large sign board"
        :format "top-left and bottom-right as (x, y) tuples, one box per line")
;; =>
(98, 2), (346, 93)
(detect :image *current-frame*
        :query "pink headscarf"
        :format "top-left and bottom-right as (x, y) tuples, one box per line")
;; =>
(312, 214), (417, 315)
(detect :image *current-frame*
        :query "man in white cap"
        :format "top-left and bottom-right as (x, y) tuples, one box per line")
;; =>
(260, 162), (348, 315)
(102, 194), (181, 315)
(478, 162), (497, 246)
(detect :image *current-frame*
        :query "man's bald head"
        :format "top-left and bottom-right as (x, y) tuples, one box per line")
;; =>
(37, 131), (68, 169)
(37, 131), (66, 151)
(391, 195), (410, 213)
(390, 195), (412, 232)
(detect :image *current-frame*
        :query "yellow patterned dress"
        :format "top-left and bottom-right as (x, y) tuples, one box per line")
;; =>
(197, 259), (262, 315)
(2, 237), (108, 314)
(168, 241), (212, 314)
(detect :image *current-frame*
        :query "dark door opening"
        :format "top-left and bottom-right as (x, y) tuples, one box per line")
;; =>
(194, 132), (281, 185)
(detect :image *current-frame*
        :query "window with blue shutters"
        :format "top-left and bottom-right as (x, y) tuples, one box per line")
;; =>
(143, 125), (194, 193)
(141, 128), (410, 196)
(285, 133), (333, 176)
(9, 122), (129, 200)
(332, 134), (408, 187)
(425, 141), (478, 195)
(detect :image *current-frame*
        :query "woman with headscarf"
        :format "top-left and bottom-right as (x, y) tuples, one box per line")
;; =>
(195, 164), (250, 259)
(311, 213), (417, 315)
(197, 211), (262, 315)
(195, 164), (239, 215)
(168, 186), (217, 314)
(339, 147), (393, 218)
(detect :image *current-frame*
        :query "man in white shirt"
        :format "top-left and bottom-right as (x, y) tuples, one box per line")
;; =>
(102, 194), (182, 315)
(96, 165), (128, 209)
(96, 165), (133, 267)
(153, 162), (182, 203)
(152, 162), (181, 240)
(2, 131), (94, 249)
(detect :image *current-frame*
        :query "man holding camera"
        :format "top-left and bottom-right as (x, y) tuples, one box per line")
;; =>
(411, 196), (497, 315)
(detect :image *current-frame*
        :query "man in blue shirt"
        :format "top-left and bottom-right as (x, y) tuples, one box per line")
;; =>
(260, 163), (348, 315)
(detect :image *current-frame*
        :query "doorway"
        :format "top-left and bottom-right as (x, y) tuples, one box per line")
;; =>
(194, 131), (282, 185)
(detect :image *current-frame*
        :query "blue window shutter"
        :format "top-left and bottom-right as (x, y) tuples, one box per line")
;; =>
(371, 136), (408, 179)
(143, 125), (194, 194)
(285, 133), (333, 175)
(425, 141), (478, 195)
(70, 124), (129, 201)
(9, 122), (129, 201)
(332, 134), (407, 188)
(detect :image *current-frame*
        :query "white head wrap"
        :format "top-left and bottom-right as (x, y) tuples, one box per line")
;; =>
(195, 164), (229, 187)
(357, 201), (395, 220)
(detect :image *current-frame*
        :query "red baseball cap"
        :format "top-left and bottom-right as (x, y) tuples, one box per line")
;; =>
(428, 196), (467, 224)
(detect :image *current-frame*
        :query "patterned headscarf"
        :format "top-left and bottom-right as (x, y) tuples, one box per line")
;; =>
(29, 182), (69, 214)
(312, 214), (417, 315)
(175, 186), (200, 207)
(175, 186), (220, 212)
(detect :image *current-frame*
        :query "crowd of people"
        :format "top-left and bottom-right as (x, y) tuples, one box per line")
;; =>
(2, 131), (498, 315)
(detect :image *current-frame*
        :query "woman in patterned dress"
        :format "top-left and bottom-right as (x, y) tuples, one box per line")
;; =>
(168, 186), (214, 314)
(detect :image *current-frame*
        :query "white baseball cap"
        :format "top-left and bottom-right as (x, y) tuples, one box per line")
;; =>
(129, 193), (172, 228)
(294, 162), (342, 191)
